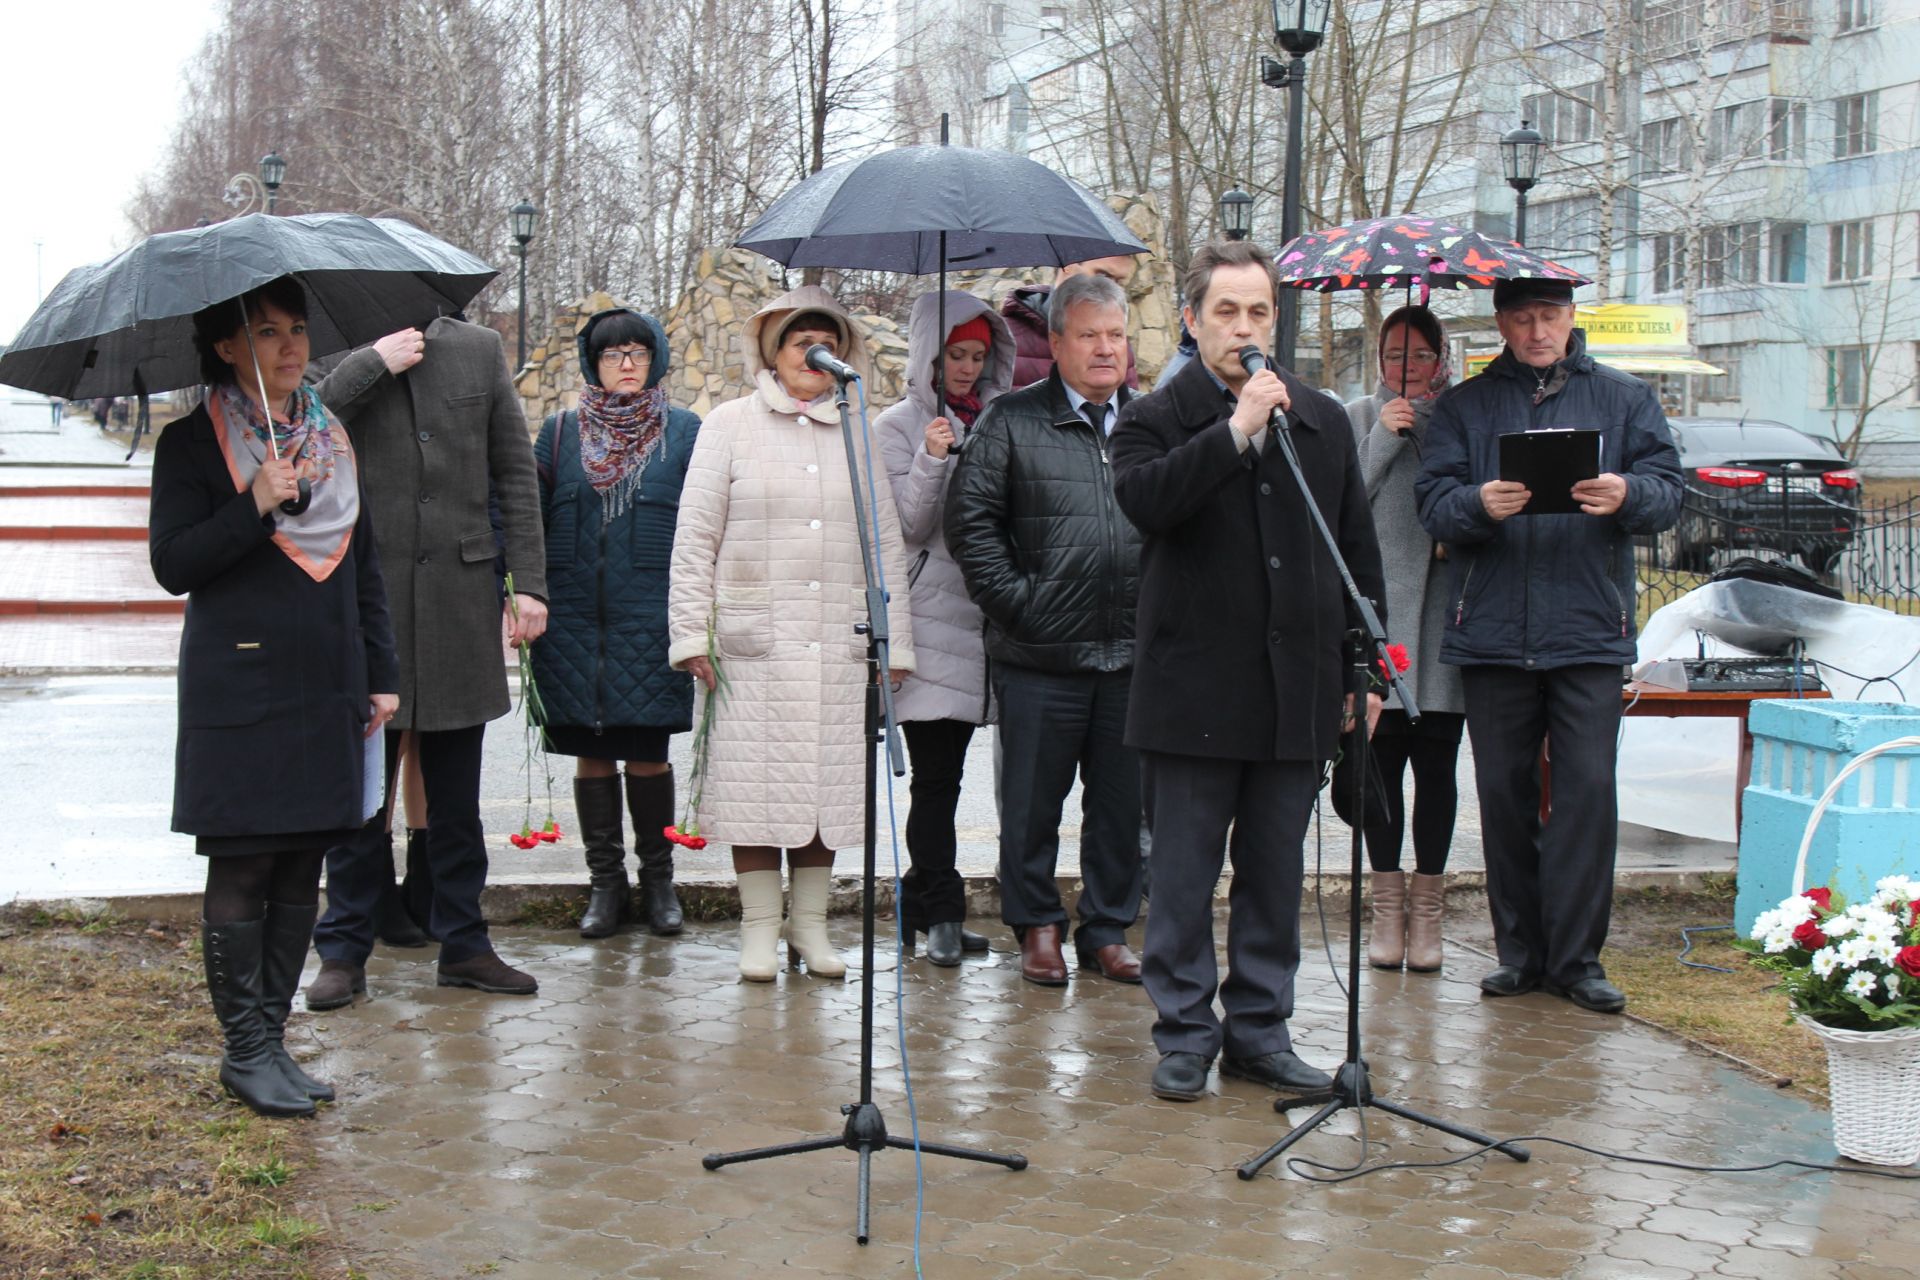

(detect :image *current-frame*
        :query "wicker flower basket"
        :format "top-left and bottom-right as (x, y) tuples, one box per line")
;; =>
(1797, 1016), (1920, 1166)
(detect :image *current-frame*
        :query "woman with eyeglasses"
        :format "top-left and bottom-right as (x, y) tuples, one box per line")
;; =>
(530, 308), (701, 939)
(1345, 303), (1466, 975)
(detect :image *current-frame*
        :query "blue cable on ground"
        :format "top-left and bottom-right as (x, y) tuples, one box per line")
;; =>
(853, 380), (928, 1277)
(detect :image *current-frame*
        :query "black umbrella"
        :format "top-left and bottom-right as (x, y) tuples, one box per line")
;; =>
(0, 212), (499, 400)
(736, 120), (1147, 418)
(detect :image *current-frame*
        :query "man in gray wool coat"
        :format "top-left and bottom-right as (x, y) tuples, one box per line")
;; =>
(306, 316), (549, 1005)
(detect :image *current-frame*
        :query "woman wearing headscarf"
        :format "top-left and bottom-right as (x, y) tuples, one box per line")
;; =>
(532, 307), (701, 939)
(874, 292), (1015, 967)
(668, 285), (915, 981)
(150, 276), (398, 1117)
(1346, 303), (1466, 974)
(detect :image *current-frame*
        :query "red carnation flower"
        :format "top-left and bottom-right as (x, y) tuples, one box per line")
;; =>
(687, 836), (708, 850)
(1802, 887), (1833, 910)
(1375, 643), (1412, 681)
(1909, 899), (1920, 929)
(1896, 946), (1920, 979)
(1791, 920), (1828, 951)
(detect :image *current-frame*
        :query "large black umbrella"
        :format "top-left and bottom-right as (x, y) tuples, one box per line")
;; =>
(0, 212), (499, 400)
(737, 143), (1145, 273)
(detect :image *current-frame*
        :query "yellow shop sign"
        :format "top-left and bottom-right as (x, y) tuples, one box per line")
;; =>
(1575, 304), (1689, 349)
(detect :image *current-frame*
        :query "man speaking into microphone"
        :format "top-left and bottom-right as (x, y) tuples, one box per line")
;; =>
(1110, 239), (1385, 1102)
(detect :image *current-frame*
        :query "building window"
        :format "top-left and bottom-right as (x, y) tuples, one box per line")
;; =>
(1530, 196), (1602, 256)
(1827, 346), (1867, 408)
(1708, 102), (1764, 166)
(1770, 221), (1807, 282)
(1639, 118), (1690, 175)
(1698, 344), (1742, 401)
(1828, 220), (1874, 281)
(1700, 222), (1763, 287)
(1769, 99), (1806, 160)
(1524, 83), (1601, 145)
(989, 3), (1006, 35)
(1837, 0), (1874, 32)
(1651, 233), (1686, 294)
(1038, 2), (1066, 27)
(1833, 92), (1876, 159)
(1409, 16), (1474, 80)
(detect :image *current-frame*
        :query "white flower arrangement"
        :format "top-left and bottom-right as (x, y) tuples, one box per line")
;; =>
(1741, 880), (1920, 1031)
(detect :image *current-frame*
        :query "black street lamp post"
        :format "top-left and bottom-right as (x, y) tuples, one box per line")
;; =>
(1219, 189), (1254, 241)
(1262, 0), (1328, 369)
(259, 151), (286, 215)
(1499, 120), (1545, 245)
(510, 200), (540, 370)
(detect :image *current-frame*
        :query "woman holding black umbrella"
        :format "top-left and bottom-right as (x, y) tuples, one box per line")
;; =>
(149, 276), (398, 1117)
(1344, 304), (1465, 973)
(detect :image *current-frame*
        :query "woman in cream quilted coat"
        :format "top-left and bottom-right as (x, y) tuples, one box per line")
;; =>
(668, 286), (916, 980)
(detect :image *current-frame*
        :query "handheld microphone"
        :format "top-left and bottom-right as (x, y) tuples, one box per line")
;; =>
(805, 344), (860, 382)
(1237, 345), (1270, 378)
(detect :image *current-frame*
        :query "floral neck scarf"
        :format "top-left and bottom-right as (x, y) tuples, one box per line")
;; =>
(578, 382), (668, 523)
(213, 382), (359, 581)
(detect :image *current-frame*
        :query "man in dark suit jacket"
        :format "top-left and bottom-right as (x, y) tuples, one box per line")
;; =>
(305, 316), (549, 1005)
(1109, 239), (1386, 1102)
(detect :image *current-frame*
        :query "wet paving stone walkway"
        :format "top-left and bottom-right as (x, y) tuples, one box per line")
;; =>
(299, 919), (1920, 1279)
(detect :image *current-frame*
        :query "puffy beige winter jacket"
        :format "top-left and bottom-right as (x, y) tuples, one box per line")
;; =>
(667, 286), (915, 849)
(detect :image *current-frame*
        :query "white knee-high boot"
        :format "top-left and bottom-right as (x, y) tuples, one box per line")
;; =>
(784, 865), (847, 978)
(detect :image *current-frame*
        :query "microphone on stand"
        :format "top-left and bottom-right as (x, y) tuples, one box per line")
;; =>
(806, 344), (861, 383)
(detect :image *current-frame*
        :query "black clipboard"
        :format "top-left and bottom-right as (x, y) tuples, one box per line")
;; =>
(1499, 429), (1601, 516)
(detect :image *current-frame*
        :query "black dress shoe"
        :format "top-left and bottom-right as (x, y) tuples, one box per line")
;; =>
(1478, 965), (1541, 998)
(1151, 1052), (1211, 1101)
(959, 927), (989, 953)
(1219, 1050), (1334, 1093)
(924, 922), (964, 967)
(1546, 976), (1627, 1013)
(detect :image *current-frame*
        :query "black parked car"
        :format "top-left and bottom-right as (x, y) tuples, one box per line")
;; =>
(1658, 417), (1860, 574)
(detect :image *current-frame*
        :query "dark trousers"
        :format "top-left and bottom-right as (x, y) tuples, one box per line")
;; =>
(314, 723), (492, 965)
(993, 664), (1142, 952)
(1362, 710), (1466, 875)
(1140, 752), (1319, 1060)
(1462, 663), (1623, 988)
(900, 718), (976, 929)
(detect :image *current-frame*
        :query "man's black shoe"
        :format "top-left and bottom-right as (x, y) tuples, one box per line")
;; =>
(1546, 976), (1627, 1013)
(1150, 1052), (1211, 1101)
(1478, 965), (1540, 997)
(1219, 1051), (1334, 1093)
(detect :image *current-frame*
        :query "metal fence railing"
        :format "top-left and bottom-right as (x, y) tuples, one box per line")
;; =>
(1635, 491), (1920, 619)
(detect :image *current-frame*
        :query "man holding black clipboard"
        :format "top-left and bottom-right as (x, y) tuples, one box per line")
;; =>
(1415, 278), (1681, 1015)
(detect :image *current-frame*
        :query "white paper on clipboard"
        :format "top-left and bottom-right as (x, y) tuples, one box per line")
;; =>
(362, 731), (384, 822)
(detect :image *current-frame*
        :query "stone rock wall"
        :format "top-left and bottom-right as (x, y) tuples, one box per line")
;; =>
(515, 192), (1180, 427)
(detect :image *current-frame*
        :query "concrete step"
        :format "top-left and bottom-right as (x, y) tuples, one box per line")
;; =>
(0, 540), (179, 614)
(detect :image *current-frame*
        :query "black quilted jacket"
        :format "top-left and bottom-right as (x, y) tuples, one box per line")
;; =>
(943, 371), (1141, 674)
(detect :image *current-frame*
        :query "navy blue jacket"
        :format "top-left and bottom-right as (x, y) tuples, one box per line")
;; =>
(530, 401), (700, 734)
(1415, 329), (1682, 670)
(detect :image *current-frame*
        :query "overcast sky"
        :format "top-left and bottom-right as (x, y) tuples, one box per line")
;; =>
(1, 0), (218, 343)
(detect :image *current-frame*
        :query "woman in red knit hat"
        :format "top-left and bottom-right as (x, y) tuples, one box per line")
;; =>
(875, 294), (1019, 967)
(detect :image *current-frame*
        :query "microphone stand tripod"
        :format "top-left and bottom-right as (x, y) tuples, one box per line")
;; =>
(701, 370), (1026, 1242)
(1237, 402), (1530, 1180)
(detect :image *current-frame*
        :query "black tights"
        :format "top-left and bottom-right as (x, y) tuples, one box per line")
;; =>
(203, 850), (328, 925)
(1362, 727), (1462, 876)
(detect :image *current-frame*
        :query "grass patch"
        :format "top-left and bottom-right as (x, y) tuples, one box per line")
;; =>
(0, 905), (384, 1278)
(513, 893), (585, 930)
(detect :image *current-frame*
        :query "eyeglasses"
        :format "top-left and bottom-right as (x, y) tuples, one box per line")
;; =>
(599, 347), (651, 368)
(1382, 350), (1441, 365)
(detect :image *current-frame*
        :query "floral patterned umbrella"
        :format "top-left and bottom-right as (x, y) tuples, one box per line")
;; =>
(1274, 214), (1590, 302)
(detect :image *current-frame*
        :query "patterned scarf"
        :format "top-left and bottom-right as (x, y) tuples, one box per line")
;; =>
(578, 382), (667, 523)
(943, 390), (984, 426)
(214, 381), (359, 581)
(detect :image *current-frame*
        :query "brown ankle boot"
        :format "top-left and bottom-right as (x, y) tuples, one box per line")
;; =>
(1406, 872), (1446, 972)
(1368, 871), (1407, 970)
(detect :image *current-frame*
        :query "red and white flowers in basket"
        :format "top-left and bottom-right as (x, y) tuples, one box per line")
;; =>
(1740, 876), (1920, 1031)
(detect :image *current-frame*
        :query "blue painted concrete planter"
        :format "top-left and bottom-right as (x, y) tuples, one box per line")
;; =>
(1735, 701), (1920, 934)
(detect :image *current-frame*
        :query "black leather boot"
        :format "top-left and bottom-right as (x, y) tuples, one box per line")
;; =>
(576, 776), (628, 938)
(202, 919), (316, 1118)
(626, 769), (683, 936)
(260, 903), (335, 1102)
(400, 827), (437, 940)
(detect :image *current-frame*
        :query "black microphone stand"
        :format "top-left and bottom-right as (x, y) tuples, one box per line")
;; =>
(1236, 383), (1530, 1180)
(701, 370), (1026, 1242)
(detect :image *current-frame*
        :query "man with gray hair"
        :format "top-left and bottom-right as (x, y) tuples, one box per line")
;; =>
(945, 273), (1145, 987)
